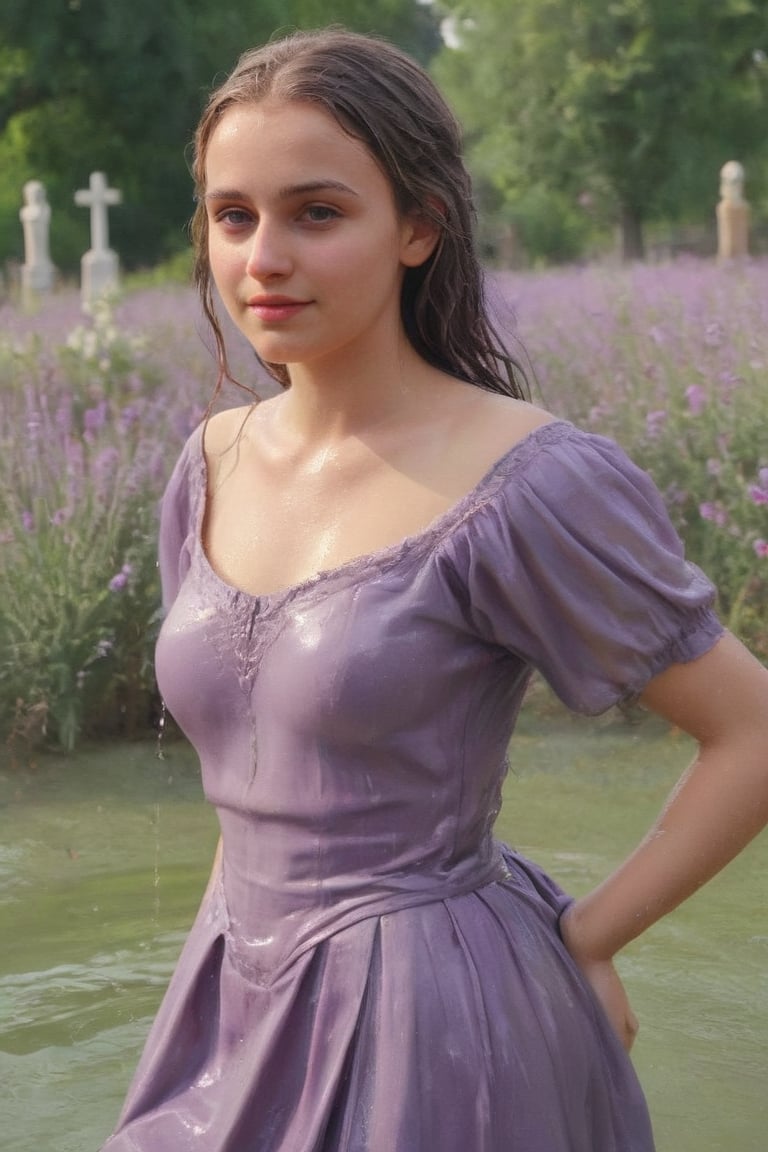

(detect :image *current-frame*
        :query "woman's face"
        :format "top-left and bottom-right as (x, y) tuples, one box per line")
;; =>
(203, 99), (435, 375)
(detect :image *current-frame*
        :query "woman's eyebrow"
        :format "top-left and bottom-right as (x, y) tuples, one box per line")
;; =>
(204, 180), (360, 202)
(277, 180), (360, 199)
(277, 179), (359, 198)
(203, 188), (248, 202)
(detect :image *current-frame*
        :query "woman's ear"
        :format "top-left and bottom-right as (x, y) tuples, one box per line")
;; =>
(399, 201), (445, 268)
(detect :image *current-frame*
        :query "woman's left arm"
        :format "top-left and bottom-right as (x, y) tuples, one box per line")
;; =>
(560, 631), (768, 1035)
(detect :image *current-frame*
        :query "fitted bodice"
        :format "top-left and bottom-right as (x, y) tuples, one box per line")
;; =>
(154, 419), (720, 981)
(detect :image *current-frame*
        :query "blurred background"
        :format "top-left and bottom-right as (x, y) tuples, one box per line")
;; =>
(0, 0), (766, 277)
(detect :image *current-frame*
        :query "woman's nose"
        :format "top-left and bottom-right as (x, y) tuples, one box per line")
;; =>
(245, 221), (292, 279)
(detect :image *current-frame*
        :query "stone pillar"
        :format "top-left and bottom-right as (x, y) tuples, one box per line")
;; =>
(19, 180), (54, 306)
(716, 161), (750, 261)
(74, 171), (123, 305)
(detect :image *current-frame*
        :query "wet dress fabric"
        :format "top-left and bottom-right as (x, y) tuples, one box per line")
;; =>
(102, 419), (723, 1152)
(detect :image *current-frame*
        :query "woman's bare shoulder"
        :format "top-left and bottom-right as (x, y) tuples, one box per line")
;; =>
(479, 392), (555, 432)
(452, 388), (559, 465)
(202, 403), (261, 460)
(415, 380), (563, 500)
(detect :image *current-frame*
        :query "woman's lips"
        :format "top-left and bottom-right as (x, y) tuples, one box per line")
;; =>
(247, 296), (310, 322)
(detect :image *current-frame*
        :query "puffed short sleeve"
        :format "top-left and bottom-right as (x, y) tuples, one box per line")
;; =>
(157, 426), (202, 613)
(455, 425), (724, 714)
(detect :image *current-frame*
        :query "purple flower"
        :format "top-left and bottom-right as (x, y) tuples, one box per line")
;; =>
(56, 397), (73, 433)
(50, 507), (70, 526)
(118, 404), (140, 433)
(685, 384), (707, 416)
(748, 485), (768, 506)
(718, 370), (742, 398)
(754, 539), (768, 559)
(21, 509), (34, 532)
(108, 562), (133, 592)
(92, 445), (121, 494)
(645, 409), (667, 438)
(699, 501), (727, 527)
(664, 484), (688, 506)
(83, 401), (108, 437)
(759, 468), (768, 491)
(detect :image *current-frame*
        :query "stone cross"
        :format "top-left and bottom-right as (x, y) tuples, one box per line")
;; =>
(716, 160), (750, 261)
(74, 171), (122, 304)
(19, 180), (54, 304)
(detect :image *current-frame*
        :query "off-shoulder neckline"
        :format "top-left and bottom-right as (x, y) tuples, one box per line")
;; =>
(188, 416), (578, 612)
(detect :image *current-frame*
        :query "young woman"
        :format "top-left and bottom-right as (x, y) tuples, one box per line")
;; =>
(101, 28), (768, 1152)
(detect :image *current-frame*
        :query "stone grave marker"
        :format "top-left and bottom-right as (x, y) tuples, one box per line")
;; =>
(74, 171), (122, 304)
(716, 161), (750, 261)
(19, 180), (54, 305)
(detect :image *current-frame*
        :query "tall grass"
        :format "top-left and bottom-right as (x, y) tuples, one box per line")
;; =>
(0, 288), (266, 750)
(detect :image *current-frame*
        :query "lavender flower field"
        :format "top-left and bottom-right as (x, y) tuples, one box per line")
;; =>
(1, 258), (766, 750)
(0, 287), (266, 751)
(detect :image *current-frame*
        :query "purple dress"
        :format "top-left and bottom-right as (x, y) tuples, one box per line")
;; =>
(102, 419), (722, 1151)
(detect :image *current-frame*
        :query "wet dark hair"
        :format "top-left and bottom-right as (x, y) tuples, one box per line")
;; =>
(191, 27), (528, 400)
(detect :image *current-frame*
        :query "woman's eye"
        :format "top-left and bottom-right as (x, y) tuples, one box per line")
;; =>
(216, 208), (252, 227)
(301, 204), (340, 224)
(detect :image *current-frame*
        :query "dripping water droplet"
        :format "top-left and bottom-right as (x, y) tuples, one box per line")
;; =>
(153, 801), (161, 922)
(156, 700), (167, 760)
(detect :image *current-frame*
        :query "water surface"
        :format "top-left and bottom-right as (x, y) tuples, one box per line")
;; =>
(1, 711), (765, 1150)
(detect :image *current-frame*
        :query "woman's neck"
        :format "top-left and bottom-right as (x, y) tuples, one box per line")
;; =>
(277, 337), (443, 445)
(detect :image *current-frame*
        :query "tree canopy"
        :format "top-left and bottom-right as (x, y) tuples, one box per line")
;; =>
(3, 0), (766, 271)
(433, 0), (768, 260)
(0, 0), (440, 273)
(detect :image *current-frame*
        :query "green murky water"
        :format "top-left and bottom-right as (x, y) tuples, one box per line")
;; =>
(1, 709), (766, 1151)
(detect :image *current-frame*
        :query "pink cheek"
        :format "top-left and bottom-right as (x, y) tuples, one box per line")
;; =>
(209, 247), (244, 284)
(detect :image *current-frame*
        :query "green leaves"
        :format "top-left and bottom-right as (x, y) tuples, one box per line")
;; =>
(0, 1), (442, 273)
(434, 0), (768, 261)
(0, 296), (170, 751)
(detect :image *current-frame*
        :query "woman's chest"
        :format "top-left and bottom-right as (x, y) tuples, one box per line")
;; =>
(157, 549), (521, 755)
(202, 441), (489, 600)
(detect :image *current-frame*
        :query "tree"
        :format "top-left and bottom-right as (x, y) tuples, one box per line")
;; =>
(0, 1), (440, 273)
(283, 0), (441, 62)
(433, 0), (768, 260)
(0, 1), (277, 269)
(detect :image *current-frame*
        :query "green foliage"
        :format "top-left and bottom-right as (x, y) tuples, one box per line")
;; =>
(0, 0), (276, 270)
(0, 124), (28, 267)
(0, 1), (441, 275)
(283, 0), (441, 61)
(0, 289), (219, 751)
(0, 306), (159, 749)
(434, 0), (768, 262)
(123, 250), (196, 291)
(507, 186), (595, 266)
